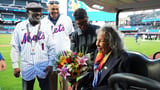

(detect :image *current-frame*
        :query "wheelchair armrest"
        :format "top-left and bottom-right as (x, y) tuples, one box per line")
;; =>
(108, 73), (160, 90)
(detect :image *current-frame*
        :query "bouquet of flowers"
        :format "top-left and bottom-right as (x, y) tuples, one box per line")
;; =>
(56, 50), (92, 79)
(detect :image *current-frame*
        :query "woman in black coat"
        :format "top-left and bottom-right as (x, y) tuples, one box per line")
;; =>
(75, 25), (131, 90)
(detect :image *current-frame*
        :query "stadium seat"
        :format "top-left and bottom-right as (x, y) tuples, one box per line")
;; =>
(108, 51), (160, 90)
(0, 0), (13, 4)
(15, 0), (26, 6)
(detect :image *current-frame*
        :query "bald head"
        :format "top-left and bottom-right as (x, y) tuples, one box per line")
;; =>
(47, 0), (60, 19)
(46, 0), (60, 6)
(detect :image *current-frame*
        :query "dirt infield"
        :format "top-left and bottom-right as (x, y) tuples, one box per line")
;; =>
(0, 34), (11, 37)
(0, 44), (11, 47)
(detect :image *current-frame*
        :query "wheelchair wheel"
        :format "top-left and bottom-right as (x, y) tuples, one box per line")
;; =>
(153, 51), (160, 59)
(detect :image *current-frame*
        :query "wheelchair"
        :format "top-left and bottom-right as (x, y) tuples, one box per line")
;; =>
(108, 51), (160, 90)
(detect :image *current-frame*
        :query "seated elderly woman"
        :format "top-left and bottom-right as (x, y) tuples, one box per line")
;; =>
(74, 25), (130, 90)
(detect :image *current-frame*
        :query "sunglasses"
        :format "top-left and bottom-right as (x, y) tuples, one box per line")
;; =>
(48, 1), (59, 5)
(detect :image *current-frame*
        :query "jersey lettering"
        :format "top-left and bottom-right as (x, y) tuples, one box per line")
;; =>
(21, 31), (45, 44)
(52, 24), (65, 34)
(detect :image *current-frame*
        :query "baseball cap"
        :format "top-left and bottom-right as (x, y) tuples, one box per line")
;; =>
(47, 0), (60, 5)
(26, 2), (43, 9)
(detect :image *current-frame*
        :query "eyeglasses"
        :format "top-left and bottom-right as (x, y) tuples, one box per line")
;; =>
(48, 1), (59, 5)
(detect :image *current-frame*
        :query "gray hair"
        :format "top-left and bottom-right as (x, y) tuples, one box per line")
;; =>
(97, 25), (124, 55)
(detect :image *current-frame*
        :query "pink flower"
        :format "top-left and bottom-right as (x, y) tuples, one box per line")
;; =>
(77, 56), (88, 65)
(57, 66), (70, 79)
(56, 50), (91, 78)
(73, 52), (77, 56)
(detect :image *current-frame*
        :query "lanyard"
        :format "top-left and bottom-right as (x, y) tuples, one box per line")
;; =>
(26, 23), (41, 46)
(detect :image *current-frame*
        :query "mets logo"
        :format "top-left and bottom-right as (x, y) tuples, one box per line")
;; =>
(21, 31), (45, 44)
(51, 24), (65, 34)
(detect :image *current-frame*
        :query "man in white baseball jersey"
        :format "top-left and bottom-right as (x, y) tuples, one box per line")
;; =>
(41, 0), (74, 90)
(10, 2), (56, 90)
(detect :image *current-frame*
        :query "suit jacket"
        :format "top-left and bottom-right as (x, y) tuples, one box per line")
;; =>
(78, 50), (130, 90)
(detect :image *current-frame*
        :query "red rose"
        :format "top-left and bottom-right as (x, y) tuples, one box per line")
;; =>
(58, 64), (63, 68)
(66, 58), (71, 63)
(78, 64), (82, 69)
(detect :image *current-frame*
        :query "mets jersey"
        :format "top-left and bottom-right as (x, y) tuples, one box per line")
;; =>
(41, 14), (74, 55)
(10, 20), (56, 81)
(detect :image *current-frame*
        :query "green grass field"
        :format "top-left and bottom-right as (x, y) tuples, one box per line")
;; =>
(0, 34), (160, 90)
(123, 36), (160, 57)
(0, 34), (40, 90)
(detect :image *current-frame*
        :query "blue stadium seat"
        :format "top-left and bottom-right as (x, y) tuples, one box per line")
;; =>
(15, 0), (26, 6)
(0, 0), (13, 4)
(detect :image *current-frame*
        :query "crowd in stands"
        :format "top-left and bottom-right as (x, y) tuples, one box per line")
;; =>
(0, 0), (160, 35)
